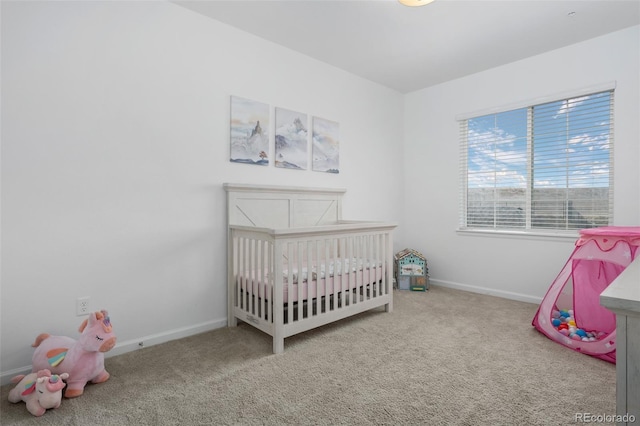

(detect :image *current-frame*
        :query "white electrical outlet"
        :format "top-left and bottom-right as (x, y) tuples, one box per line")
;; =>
(76, 297), (90, 316)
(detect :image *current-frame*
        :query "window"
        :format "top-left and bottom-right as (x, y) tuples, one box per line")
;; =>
(459, 88), (614, 233)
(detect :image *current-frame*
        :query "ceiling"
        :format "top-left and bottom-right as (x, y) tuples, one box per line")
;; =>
(173, 0), (640, 93)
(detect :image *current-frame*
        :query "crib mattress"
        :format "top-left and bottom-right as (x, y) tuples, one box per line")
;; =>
(237, 259), (383, 303)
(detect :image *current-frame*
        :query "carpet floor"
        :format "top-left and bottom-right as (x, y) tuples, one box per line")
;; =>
(0, 286), (616, 425)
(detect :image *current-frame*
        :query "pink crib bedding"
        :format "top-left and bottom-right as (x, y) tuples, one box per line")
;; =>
(237, 259), (383, 303)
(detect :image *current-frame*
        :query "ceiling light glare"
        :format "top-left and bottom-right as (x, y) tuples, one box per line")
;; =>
(399, 0), (436, 6)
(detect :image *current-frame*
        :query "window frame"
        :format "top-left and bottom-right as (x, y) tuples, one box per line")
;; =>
(457, 82), (615, 238)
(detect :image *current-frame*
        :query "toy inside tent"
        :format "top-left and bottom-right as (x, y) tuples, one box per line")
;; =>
(532, 226), (640, 363)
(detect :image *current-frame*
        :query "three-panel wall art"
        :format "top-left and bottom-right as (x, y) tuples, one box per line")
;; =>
(230, 96), (339, 174)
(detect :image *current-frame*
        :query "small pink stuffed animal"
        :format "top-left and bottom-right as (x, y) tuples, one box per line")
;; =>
(31, 310), (116, 398)
(8, 369), (69, 416)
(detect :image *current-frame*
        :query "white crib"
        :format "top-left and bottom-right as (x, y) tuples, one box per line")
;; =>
(225, 183), (396, 353)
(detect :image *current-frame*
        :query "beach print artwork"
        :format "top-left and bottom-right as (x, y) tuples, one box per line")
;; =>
(312, 117), (339, 173)
(275, 107), (308, 170)
(230, 96), (269, 166)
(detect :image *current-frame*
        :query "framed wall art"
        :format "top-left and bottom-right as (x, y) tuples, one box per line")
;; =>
(230, 96), (270, 166)
(275, 107), (308, 170)
(312, 117), (339, 174)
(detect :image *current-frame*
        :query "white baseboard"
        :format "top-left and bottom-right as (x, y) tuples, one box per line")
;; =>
(430, 278), (543, 305)
(1, 318), (227, 386)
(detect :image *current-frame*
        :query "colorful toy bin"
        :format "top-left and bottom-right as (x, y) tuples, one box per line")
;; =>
(394, 248), (429, 291)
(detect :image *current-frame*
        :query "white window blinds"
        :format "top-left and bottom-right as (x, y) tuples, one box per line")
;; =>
(459, 89), (614, 232)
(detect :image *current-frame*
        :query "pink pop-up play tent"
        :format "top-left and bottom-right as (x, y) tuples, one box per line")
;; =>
(532, 226), (640, 363)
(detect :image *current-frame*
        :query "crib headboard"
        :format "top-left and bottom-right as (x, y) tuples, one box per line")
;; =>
(224, 183), (346, 228)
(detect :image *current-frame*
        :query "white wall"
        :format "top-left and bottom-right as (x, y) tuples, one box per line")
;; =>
(0, 1), (404, 380)
(402, 26), (640, 303)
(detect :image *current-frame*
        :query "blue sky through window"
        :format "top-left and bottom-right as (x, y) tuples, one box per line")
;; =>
(467, 92), (611, 190)
(467, 108), (527, 189)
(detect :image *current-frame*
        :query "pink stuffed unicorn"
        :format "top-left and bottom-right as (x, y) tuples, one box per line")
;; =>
(31, 310), (116, 398)
(8, 369), (69, 416)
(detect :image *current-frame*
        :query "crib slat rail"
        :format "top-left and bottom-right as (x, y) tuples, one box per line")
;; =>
(228, 222), (396, 353)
